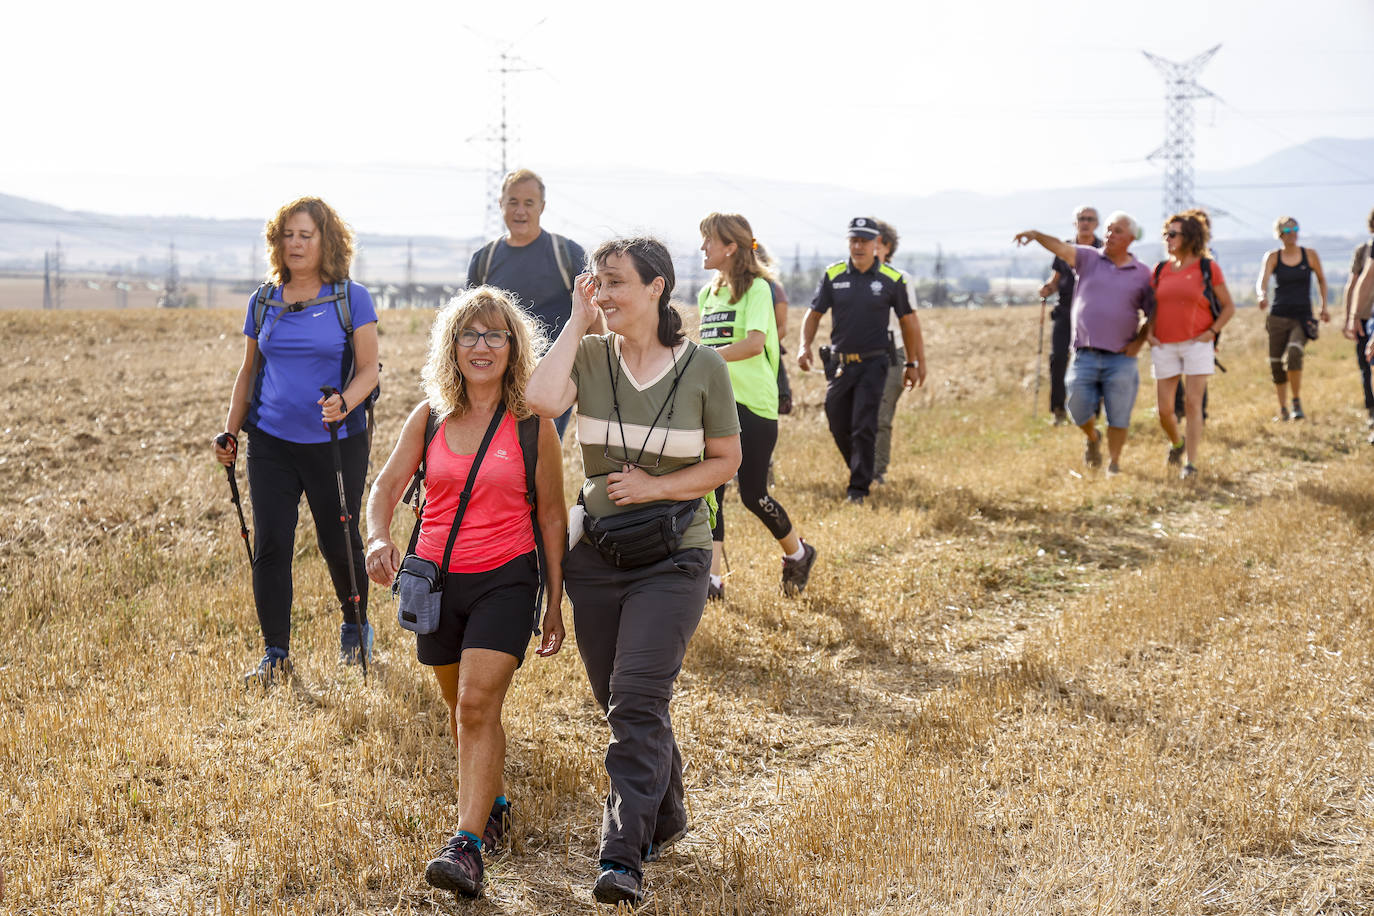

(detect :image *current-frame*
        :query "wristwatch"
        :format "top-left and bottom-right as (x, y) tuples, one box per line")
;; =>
(903, 360), (918, 368)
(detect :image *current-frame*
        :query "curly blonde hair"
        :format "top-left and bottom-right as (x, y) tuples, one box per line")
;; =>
(421, 286), (546, 422)
(264, 197), (355, 285)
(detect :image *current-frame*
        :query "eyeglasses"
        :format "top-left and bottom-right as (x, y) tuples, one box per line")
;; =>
(603, 440), (662, 470)
(1077, 216), (1098, 223)
(456, 328), (510, 348)
(1164, 230), (1181, 238)
(1280, 225), (1299, 234)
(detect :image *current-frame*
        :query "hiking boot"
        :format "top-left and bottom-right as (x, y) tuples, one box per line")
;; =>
(425, 834), (483, 897)
(1291, 399), (1306, 420)
(707, 580), (725, 602)
(1366, 408), (1374, 429)
(644, 827), (686, 864)
(845, 494), (865, 506)
(781, 540), (818, 597)
(1083, 431), (1103, 468)
(778, 393), (793, 415)
(483, 798), (511, 852)
(1052, 407), (1068, 426)
(339, 622), (374, 666)
(593, 863), (645, 906)
(1180, 463), (1198, 480)
(244, 647), (291, 688)
(1167, 438), (1185, 466)
(1274, 406), (1290, 422)
(1106, 460), (1121, 477)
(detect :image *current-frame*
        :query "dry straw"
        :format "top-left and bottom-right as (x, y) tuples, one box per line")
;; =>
(2, 304), (1372, 913)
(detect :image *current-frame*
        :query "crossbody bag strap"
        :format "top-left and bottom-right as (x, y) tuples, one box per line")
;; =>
(437, 404), (508, 576)
(518, 415), (546, 631)
(401, 407), (442, 557)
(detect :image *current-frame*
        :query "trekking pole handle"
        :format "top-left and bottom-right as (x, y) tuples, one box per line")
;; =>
(319, 386), (344, 429)
(214, 431), (238, 459)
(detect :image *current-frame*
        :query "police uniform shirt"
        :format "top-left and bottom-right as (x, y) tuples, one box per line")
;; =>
(810, 259), (913, 354)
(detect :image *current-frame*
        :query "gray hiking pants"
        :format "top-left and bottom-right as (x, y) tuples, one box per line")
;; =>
(563, 540), (711, 871)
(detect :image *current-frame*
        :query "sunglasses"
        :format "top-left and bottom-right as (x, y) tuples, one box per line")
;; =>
(1077, 216), (1098, 223)
(1164, 230), (1181, 238)
(1280, 225), (1299, 234)
(456, 328), (511, 348)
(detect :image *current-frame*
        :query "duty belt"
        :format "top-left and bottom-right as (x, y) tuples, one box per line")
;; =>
(833, 349), (888, 364)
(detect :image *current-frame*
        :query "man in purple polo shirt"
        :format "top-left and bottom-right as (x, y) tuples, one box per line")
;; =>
(1015, 212), (1154, 475)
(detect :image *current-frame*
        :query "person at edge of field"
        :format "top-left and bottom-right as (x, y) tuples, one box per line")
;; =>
(1148, 209), (1236, 480)
(1255, 216), (1329, 421)
(872, 219), (928, 484)
(213, 196), (379, 684)
(362, 288), (566, 898)
(697, 212), (818, 602)
(465, 168), (596, 437)
(1341, 207), (1374, 442)
(1013, 212), (1154, 476)
(755, 242), (794, 415)
(525, 237), (742, 906)
(798, 217), (925, 505)
(1038, 205), (1103, 425)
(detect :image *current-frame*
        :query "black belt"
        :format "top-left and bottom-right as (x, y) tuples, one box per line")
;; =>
(1075, 346), (1121, 356)
(833, 349), (888, 364)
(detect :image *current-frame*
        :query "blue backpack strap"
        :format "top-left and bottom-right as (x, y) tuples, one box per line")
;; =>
(252, 283), (275, 336)
(518, 414), (547, 632)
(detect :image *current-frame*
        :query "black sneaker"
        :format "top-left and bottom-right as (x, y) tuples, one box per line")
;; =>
(781, 540), (818, 597)
(1274, 406), (1290, 422)
(425, 834), (483, 897)
(593, 863), (645, 906)
(845, 494), (865, 506)
(1052, 408), (1068, 426)
(1291, 399), (1306, 420)
(244, 648), (291, 688)
(1180, 463), (1198, 480)
(483, 798), (511, 852)
(644, 827), (686, 863)
(1167, 438), (1185, 466)
(1366, 408), (1374, 429)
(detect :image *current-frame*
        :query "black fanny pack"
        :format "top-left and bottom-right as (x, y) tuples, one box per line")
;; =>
(584, 498), (700, 569)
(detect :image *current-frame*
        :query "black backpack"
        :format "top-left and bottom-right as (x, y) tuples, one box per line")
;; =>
(251, 279), (381, 447)
(401, 409), (549, 630)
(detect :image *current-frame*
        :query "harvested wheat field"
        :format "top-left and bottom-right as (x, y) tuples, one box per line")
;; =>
(3, 302), (1373, 915)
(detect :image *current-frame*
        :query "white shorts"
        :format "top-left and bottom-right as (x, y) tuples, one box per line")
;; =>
(1150, 339), (1214, 379)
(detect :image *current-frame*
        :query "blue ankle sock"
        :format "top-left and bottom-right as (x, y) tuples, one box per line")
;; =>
(494, 795), (508, 808)
(458, 829), (483, 850)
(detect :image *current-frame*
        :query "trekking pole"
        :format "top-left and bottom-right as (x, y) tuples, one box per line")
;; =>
(1033, 297), (1048, 418)
(214, 433), (254, 566)
(320, 386), (368, 680)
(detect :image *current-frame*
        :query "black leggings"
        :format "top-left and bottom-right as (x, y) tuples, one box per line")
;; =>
(245, 427), (369, 652)
(711, 404), (793, 544)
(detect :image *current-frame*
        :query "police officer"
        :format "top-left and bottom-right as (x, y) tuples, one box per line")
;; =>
(799, 217), (925, 504)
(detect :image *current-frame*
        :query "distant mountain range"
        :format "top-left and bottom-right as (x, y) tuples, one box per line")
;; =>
(3, 137), (1371, 284)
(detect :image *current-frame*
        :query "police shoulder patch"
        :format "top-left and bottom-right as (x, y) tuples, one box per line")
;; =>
(878, 263), (902, 282)
(825, 262), (847, 280)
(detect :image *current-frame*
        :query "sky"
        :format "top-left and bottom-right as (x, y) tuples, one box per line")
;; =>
(6, 0), (1374, 240)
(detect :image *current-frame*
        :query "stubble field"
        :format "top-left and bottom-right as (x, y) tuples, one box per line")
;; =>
(2, 302), (1373, 914)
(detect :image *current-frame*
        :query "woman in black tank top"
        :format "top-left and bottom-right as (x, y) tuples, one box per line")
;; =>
(1256, 217), (1329, 419)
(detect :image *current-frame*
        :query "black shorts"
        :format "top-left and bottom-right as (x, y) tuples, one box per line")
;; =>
(416, 551), (538, 668)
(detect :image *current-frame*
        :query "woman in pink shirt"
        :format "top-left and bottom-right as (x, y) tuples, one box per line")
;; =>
(364, 287), (567, 897)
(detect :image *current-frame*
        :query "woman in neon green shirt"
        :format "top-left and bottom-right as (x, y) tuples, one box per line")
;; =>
(698, 212), (817, 598)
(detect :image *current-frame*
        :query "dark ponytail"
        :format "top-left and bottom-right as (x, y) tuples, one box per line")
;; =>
(590, 236), (683, 347)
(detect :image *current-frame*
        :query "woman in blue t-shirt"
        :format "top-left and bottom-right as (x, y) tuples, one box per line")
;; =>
(212, 197), (379, 684)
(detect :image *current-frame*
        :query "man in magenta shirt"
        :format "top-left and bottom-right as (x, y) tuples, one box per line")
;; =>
(1015, 212), (1154, 475)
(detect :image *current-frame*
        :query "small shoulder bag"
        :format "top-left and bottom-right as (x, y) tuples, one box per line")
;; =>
(393, 405), (506, 634)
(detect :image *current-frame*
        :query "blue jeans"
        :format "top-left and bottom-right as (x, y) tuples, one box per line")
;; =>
(1066, 349), (1139, 429)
